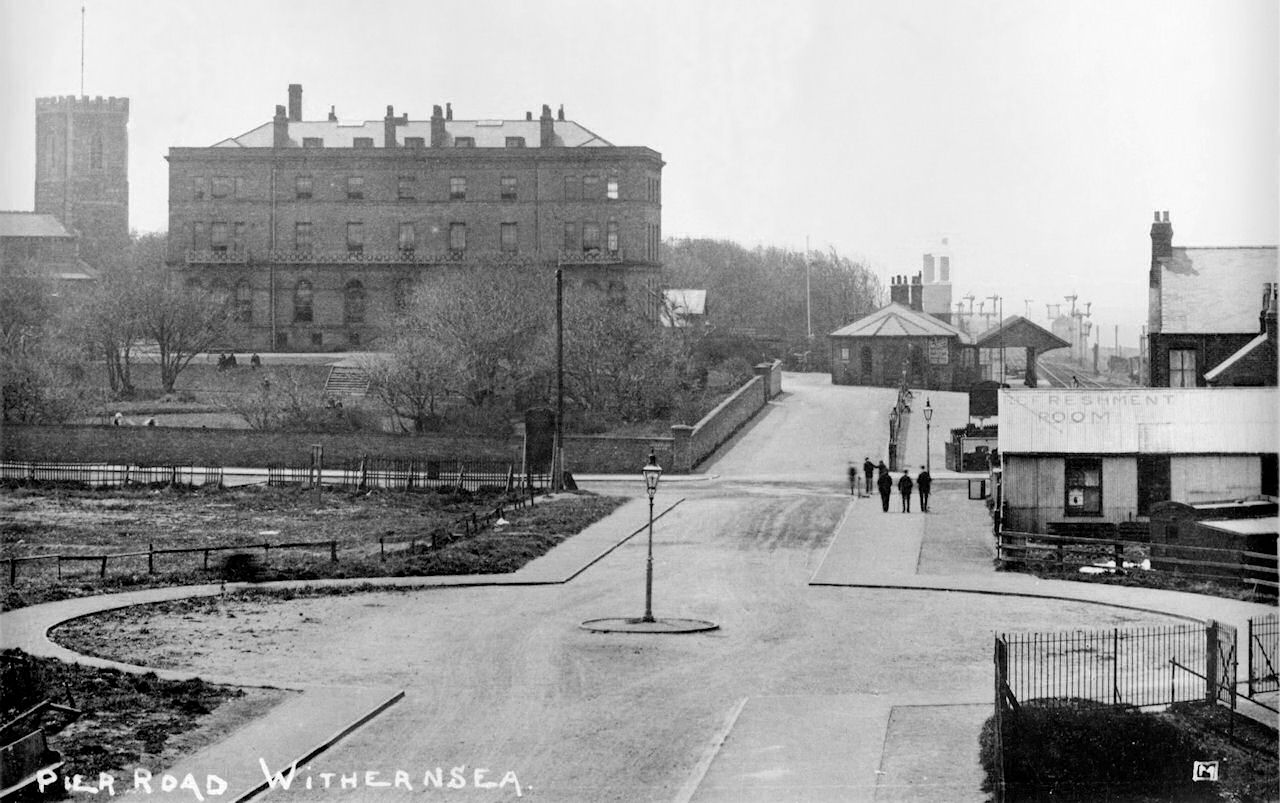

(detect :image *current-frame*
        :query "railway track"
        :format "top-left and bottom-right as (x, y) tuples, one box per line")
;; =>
(1035, 358), (1112, 389)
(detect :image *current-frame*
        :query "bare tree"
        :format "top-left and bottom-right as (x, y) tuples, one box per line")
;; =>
(139, 275), (233, 394)
(397, 262), (554, 409)
(362, 332), (449, 432)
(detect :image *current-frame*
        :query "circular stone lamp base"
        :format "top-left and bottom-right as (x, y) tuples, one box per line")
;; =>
(580, 617), (719, 634)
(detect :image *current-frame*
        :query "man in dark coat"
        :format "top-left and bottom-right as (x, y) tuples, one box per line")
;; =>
(917, 465), (932, 512)
(876, 467), (893, 512)
(862, 457), (875, 495)
(898, 468), (914, 512)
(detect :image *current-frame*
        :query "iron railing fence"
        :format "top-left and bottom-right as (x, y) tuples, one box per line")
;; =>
(1248, 614), (1279, 697)
(264, 457), (546, 493)
(0, 461), (223, 489)
(997, 623), (1209, 710)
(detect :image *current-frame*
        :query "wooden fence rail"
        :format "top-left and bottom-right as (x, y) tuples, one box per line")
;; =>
(6, 539), (339, 585)
(996, 530), (1278, 593)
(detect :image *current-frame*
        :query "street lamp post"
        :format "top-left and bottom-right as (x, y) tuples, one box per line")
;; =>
(923, 398), (933, 474)
(641, 451), (663, 623)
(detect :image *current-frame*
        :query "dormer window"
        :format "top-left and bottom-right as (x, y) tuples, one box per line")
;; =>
(454, 137), (475, 148)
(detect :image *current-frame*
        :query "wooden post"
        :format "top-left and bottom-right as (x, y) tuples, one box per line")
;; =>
(100, 555), (107, 577)
(310, 444), (323, 506)
(380, 536), (385, 561)
(57, 556), (62, 580)
(203, 550), (210, 571)
(330, 540), (337, 562)
(1204, 620), (1218, 704)
(9, 558), (15, 585)
(148, 543), (155, 574)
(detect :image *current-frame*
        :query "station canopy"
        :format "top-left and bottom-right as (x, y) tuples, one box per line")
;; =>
(972, 315), (1069, 353)
(830, 302), (971, 342)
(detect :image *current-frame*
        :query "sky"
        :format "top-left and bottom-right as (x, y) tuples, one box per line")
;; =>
(2, 0), (1276, 348)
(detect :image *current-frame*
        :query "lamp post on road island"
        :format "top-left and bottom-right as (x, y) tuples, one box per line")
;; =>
(579, 452), (718, 634)
(923, 398), (934, 474)
(641, 451), (662, 623)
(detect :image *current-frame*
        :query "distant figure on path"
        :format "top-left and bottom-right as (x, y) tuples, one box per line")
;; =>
(877, 468), (893, 512)
(862, 457), (875, 495)
(847, 464), (858, 497)
(917, 465), (932, 512)
(898, 469), (914, 512)
(250, 353), (262, 369)
(1072, 375), (1081, 387)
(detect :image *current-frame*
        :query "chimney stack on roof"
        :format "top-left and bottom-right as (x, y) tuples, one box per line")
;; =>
(328, 105), (337, 121)
(939, 255), (950, 283)
(272, 104), (289, 148)
(384, 105), (398, 147)
(557, 104), (565, 121)
(540, 104), (554, 147)
(526, 111), (533, 121)
(287, 84), (303, 122)
(446, 102), (453, 121)
(909, 272), (923, 311)
(890, 275), (910, 306)
(431, 104), (447, 147)
(1150, 209), (1174, 276)
(923, 254), (935, 284)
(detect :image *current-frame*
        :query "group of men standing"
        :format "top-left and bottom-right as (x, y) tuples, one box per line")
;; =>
(851, 457), (932, 513)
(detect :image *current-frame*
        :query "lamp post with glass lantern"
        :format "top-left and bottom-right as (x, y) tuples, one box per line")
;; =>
(924, 398), (934, 474)
(641, 451), (662, 623)
(578, 452), (717, 634)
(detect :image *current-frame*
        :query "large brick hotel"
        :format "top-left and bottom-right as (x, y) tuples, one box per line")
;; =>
(167, 85), (664, 351)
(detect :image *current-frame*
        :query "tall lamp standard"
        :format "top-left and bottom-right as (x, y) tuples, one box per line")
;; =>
(641, 451), (662, 623)
(923, 398), (934, 474)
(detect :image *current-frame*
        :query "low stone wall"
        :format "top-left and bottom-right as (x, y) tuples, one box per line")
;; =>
(0, 425), (517, 468)
(1, 362), (785, 476)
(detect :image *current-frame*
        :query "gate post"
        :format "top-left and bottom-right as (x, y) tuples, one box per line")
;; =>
(1205, 620), (1218, 704)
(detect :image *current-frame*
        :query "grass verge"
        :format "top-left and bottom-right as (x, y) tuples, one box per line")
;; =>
(1, 485), (626, 611)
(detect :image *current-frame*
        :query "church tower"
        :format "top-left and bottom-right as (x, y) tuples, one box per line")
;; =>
(34, 95), (130, 266)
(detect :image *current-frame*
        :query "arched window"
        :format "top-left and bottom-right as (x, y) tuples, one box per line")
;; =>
(208, 279), (230, 311)
(90, 132), (104, 170)
(234, 280), (252, 323)
(293, 280), (313, 323)
(393, 278), (413, 311)
(344, 280), (366, 323)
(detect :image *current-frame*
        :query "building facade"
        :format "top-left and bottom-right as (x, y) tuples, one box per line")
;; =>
(168, 85), (664, 351)
(997, 387), (1279, 533)
(0, 211), (94, 285)
(828, 295), (980, 390)
(34, 95), (130, 266)
(1147, 211), (1278, 387)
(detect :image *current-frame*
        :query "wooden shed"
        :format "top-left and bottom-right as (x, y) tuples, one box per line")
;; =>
(997, 387), (1279, 533)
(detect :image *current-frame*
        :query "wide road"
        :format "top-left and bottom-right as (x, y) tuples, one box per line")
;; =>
(68, 373), (1196, 801)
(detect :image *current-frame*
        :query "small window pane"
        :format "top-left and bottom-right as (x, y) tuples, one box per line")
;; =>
(296, 175), (313, 199)
(607, 177), (619, 200)
(449, 223), (466, 252)
(450, 177), (466, 201)
(500, 176), (517, 202)
(347, 176), (364, 199)
(399, 223), (415, 252)
(501, 222), (518, 253)
(398, 175), (415, 200)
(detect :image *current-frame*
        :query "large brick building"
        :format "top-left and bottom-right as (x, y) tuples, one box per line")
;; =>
(34, 95), (131, 266)
(168, 85), (664, 351)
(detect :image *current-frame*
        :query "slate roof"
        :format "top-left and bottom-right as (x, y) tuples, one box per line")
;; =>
(214, 118), (613, 149)
(0, 211), (75, 238)
(1158, 247), (1279, 334)
(830, 302), (972, 343)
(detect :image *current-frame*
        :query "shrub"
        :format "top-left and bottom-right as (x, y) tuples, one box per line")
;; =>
(221, 553), (262, 583)
(980, 699), (1212, 801)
